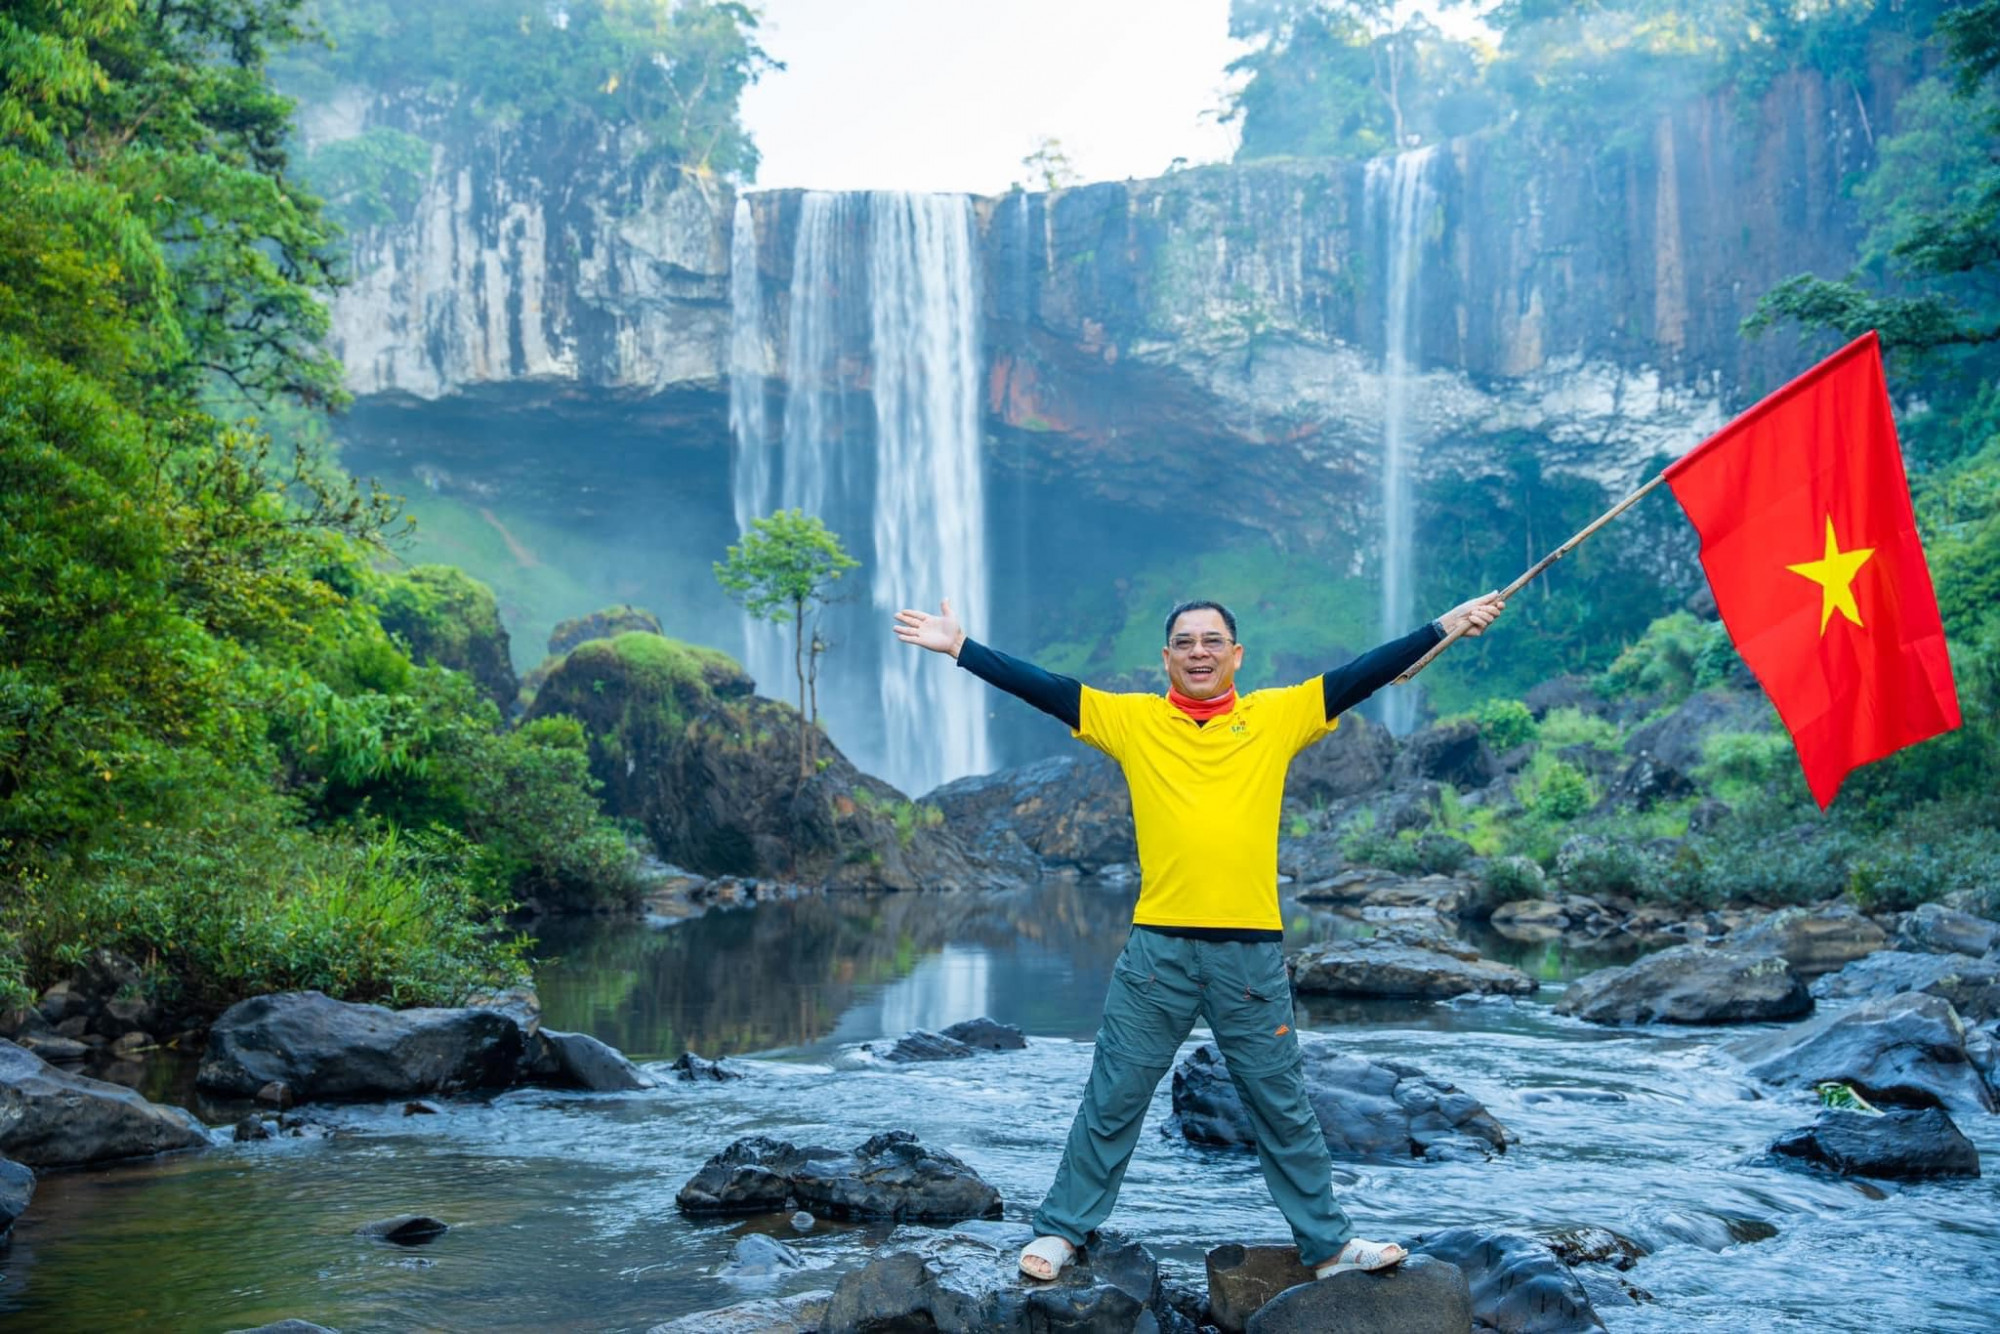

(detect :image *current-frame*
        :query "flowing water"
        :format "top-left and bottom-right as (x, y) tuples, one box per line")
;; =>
(1367, 148), (1437, 736)
(5, 883), (1996, 1332)
(726, 192), (990, 796)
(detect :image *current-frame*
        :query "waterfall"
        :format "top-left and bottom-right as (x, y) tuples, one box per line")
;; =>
(1368, 147), (1436, 736)
(725, 191), (990, 797)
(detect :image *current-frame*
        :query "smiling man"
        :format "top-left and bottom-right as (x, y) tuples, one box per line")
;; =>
(893, 590), (1505, 1282)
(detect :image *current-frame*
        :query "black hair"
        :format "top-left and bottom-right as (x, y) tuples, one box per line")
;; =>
(1163, 599), (1237, 644)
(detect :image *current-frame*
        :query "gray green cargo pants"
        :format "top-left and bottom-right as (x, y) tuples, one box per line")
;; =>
(1031, 928), (1354, 1266)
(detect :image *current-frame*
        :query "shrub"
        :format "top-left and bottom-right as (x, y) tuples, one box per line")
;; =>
(1537, 706), (1620, 752)
(1527, 759), (1594, 820)
(1472, 698), (1538, 751)
(1554, 835), (1653, 899)
(1601, 612), (1706, 703)
(1478, 853), (1547, 908)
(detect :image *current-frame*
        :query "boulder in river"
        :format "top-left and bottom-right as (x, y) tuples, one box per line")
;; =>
(646, 1290), (832, 1334)
(941, 1017), (1027, 1050)
(1554, 945), (1811, 1025)
(670, 1052), (745, 1082)
(1204, 1243), (1316, 1332)
(1810, 952), (2000, 1023)
(789, 1130), (1003, 1223)
(1895, 903), (2000, 959)
(534, 1029), (654, 1091)
(820, 1224), (1193, 1334)
(677, 1135), (821, 1216)
(1407, 1227), (1603, 1333)
(1169, 1042), (1510, 1161)
(198, 992), (522, 1102)
(1288, 939), (1537, 1000)
(717, 1231), (806, 1279)
(0, 1155), (34, 1235)
(867, 1030), (976, 1062)
(0, 1038), (210, 1168)
(1733, 992), (1996, 1117)
(1243, 1254), (1471, 1334)
(925, 751), (1136, 874)
(355, 1215), (449, 1245)
(1723, 904), (1888, 977)
(1769, 1107), (1981, 1180)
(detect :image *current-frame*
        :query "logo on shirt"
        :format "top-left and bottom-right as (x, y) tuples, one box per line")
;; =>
(1229, 719), (1249, 735)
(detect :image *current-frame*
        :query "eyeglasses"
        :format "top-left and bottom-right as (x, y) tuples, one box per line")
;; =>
(1167, 634), (1236, 654)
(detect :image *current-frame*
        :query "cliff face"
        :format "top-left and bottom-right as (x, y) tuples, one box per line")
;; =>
(322, 69), (1880, 565)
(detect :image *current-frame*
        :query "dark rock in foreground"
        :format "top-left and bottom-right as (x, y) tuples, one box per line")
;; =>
(1811, 952), (2000, 1024)
(1170, 1042), (1509, 1161)
(1288, 939), (1537, 1000)
(717, 1232), (805, 1278)
(1770, 1107), (1981, 1180)
(1409, 1227), (1603, 1333)
(677, 1131), (1001, 1223)
(1205, 1243), (1316, 1332)
(868, 1030), (975, 1063)
(0, 1039), (210, 1168)
(199, 992), (522, 1102)
(0, 1155), (34, 1235)
(646, 1291), (832, 1334)
(821, 1224), (1193, 1334)
(356, 1215), (449, 1245)
(1245, 1254), (1471, 1334)
(1555, 946), (1811, 1026)
(1724, 904), (1887, 977)
(1733, 992), (1996, 1117)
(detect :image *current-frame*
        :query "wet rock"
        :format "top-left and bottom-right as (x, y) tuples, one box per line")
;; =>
(256, 1081), (293, 1110)
(199, 991), (523, 1102)
(1491, 898), (1570, 930)
(1169, 1042), (1509, 1160)
(1284, 713), (1397, 805)
(224, 1322), (342, 1334)
(356, 1215), (449, 1245)
(789, 1130), (1002, 1223)
(463, 984), (543, 1033)
(16, 1035), (89, 1063)
(1524, 676), (1606, 721)
(1555, 946), (1811, 1025)
(536, 1029), (654, 1092)
(670, 1051), (744, 1082)
(1734, 992), (1996, 1116)
(403, 1100), (443, 1116)
(1204, 1243), (1315, 1332)
(1538, 1226), (1647, 1271)
(1811, 952), (2000, 1023)
(646, 1290), (832, 1334)
(940, 1017), (1027, 1051)
(868, 1030), (976, 1063)
(1245, 1254), (1471, 1333)
(1409, 1227), (1601, 1333)
(1896, 903), (2000, 959)
(233, 1116), (274, 1142)
(821, 1225), (1191, 1334)
(718, 1231), (805, 1278)
(1288, 939), (1537, 1000)
(926, 751), (1135, 873)
(790, 1210), (815, 1233)
(0, 1007), (49, 1043)
(677, 1135), (819, 1216)
(1613, 688), (1769, 808)
(1769, 1107), (1980, 1180)
(0, 1038), (210, 1168)
(0, 1155), (33, 1235)
(1724, 904), (1887, 977)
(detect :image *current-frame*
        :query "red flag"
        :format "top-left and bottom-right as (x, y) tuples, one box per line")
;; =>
(1665, 331), (1959, 808)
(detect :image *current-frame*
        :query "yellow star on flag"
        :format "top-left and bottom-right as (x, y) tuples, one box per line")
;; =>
(1785, 516), (1875, 634)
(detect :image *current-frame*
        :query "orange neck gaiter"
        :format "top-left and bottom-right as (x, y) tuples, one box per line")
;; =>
(1167, 686), (1238, 722)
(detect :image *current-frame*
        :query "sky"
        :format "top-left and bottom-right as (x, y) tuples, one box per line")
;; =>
(738, 0), (1250, 195)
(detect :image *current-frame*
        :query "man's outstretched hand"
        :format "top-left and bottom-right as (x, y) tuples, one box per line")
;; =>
(894, 598), (968, 658)
(1439, 590), (1507, 638)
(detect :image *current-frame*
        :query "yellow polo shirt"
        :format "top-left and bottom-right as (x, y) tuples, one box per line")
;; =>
(1075, 680), (1336, 931)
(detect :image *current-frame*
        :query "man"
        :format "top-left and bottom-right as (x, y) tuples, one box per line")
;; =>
(892, 590), (1506, 1282)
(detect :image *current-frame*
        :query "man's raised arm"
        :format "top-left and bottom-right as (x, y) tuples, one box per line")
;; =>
(1321, 591), (1507, 720)
(895, 598), (1083, 730)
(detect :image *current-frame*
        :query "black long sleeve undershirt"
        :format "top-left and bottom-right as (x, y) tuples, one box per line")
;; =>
(954, 619), (1446, 728)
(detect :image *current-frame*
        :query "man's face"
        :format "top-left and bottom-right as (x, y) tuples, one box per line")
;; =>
(1161, 608), (1243, 700)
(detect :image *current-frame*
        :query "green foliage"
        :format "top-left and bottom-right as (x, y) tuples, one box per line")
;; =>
(1538, 707), (1620, 752)
(1470, 698), (1537, 751)
(1601, 611), (1706, 702)
(715, 509), (861, 625)
(303, 126), (433, 228)
(1524, 756), (1595, 820)
(1480, 853), (1547, 904)
(278, 0), (777, 179)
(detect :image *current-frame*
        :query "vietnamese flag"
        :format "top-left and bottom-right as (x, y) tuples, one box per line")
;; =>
(1665, 331), (1959, 809)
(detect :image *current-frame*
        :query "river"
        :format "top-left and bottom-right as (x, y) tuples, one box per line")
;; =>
(2, 879), (1995, 1331)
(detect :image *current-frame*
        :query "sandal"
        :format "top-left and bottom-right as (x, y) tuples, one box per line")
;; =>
(1314, 1238), (1408, 1279)
(1019, 1235), (1077, 1281)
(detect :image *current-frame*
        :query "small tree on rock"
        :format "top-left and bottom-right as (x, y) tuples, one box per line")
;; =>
(714, 509), (859, 778)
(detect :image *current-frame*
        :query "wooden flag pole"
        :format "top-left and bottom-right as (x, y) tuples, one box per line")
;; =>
(1393, 471), (1671, 685)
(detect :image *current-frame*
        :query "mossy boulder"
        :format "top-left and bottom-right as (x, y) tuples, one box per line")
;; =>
(525, 632), (983, 889)
(374, 565), (517, 711)
(547, 605), (664, 658)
